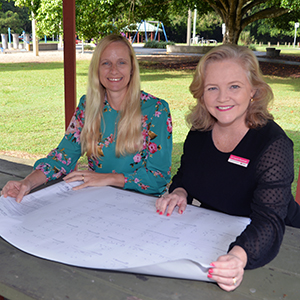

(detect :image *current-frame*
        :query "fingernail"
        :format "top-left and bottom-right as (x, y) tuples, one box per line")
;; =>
(166, 213), (170, 217)
(179, 210), (183, 214)
(159, 211), (163, 215)
(156, 209), (160, 213)
(210, 263), (215, 267)
(207, 274), (212, 278)
(208, 268), (213, 274)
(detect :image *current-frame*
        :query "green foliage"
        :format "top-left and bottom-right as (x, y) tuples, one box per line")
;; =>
(143, 40), (175, 48)
(35, 0), (62, 37)
(0, 10), (23, 33)
(0, 0), (31, 33)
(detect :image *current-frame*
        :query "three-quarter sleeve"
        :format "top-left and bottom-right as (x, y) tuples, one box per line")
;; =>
(229, 135), (294, 269)
(123, 96), (172, 196)
(33, 96), (86, 181)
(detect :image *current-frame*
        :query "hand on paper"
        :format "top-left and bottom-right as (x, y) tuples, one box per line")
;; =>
(63, 170), (125, 191)
(155, 187), (188, 216)
(1, 170), (47, 203)
(1, 180), (31, 203)
(207, 246), (247, 291)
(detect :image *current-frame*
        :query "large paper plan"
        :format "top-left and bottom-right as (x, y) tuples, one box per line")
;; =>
(0, 182), (250, 281)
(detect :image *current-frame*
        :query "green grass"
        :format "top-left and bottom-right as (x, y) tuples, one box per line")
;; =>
(0, 60), (299, 196)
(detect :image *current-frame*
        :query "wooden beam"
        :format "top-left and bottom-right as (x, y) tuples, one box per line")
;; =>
(63, 0), (76, 130)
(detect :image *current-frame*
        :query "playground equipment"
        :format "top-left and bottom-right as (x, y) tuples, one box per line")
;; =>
(131, 20), (168, 43)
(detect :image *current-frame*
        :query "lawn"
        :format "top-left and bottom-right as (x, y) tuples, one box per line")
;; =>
(0, 60), (299, 196)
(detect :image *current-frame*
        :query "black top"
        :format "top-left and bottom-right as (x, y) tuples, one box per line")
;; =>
(170, 120), (300, 269)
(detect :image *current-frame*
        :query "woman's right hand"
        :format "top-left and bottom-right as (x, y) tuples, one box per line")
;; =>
(1, 170), (47, 203)
(155, 187), (188, 216)
(1, 179), (31, 203)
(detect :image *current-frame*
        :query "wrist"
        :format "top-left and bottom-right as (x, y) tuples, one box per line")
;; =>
(229, 246), (247, 268)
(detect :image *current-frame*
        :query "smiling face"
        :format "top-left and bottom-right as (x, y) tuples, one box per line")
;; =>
(203, 59), (255, 130)
(99, 41), (132, 102)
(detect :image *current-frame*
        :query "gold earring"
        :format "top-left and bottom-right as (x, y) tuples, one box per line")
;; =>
(250, 98), (254, 102)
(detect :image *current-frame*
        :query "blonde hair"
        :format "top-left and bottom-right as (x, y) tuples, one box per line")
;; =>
(81, 34), (142, 157)
(187, 44), (274, 131)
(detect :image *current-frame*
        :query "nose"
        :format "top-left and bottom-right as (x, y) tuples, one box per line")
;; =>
(218, 88), (230, 103)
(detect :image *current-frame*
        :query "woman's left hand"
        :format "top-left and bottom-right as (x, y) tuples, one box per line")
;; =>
(63, 170), (125, 190)
(207, 246), (247, 291)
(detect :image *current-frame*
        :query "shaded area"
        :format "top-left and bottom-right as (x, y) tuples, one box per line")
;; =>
(138, 55), (300, 78)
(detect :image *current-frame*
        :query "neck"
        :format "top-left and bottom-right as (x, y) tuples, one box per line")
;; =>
(106, 90), (126, 111)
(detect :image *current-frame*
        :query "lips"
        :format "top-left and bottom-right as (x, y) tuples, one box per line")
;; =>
(108, 77), (122, 82)
(217, 105), (234, 111)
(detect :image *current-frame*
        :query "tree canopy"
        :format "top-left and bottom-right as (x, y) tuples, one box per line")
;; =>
(8, 0), (300, 44)
(170, 0), (300, 44)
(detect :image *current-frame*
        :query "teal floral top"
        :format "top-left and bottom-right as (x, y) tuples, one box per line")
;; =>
(34, 91), (173, 196)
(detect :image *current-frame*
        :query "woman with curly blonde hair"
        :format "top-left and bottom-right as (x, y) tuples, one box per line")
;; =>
(156, 44), (300, 291)
(2, 34), (172, 202)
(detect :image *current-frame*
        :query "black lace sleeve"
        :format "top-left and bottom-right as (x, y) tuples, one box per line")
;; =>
(229, 135), (294, 269)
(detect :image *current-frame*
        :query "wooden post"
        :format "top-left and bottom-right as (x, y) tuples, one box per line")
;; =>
(63, 0), (76, 130)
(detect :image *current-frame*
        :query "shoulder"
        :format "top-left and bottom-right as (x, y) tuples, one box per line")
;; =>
(78, 95), (86, 110)
(252, 120), (292, 146)
(140, 90), (170, 112)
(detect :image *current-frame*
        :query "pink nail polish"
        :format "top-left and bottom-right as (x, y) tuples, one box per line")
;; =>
(159, 211), (163, 215)
(166, 213), (170, 217)
(207, 274), (212, 278)
(156, 209), (160, 213)
(208, 268), (213, 274)
(210, 263), (215, 267)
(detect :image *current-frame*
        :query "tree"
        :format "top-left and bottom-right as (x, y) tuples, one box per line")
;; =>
(12, 0), (172, 42)
(1, 0), (31, 33)
(170, 0), (300, 44)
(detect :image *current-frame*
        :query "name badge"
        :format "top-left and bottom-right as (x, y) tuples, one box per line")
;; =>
(228, 154), (250, 168)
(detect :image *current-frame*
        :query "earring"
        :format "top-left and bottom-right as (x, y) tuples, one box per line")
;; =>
(250, 98), (254, 102)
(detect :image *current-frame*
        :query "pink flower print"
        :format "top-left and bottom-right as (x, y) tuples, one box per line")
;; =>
(56, 152), (63, 161)
(140, 183), (149, 190)
(155, 111), (161, 117)
(107, 134), (114, 144)
(74, 129), (81, 143)
(124, 177), (128, 183)
(148, 142), (158, 154)
(167, 117), (172, 133)
(133, 153), (142, 163)
(141, 115), (148, 127)
(134, 178), (140, 183)
(141, 93), (150, 101)
(67, 116), (77, 134)
(156, 101), (162, 105)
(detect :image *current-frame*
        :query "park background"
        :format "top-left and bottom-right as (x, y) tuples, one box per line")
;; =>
(0, 0), (300, 197)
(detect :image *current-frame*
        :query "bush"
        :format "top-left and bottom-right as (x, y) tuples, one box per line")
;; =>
(143, 40), (175, 49)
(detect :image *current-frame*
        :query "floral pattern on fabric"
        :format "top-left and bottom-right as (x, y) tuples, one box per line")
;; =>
(34, 91), (172, 196)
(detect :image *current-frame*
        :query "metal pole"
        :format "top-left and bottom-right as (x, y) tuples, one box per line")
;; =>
(294, 22), (299, 48)
(192, 9), (197, 43)
(186, 9), (192, 45)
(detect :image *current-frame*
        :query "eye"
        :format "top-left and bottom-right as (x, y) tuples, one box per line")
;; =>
(101, 61), (111, 67)
(207, 86), (217, 91)
(231, 84), (240, 89)
(118, 60), (127, 66)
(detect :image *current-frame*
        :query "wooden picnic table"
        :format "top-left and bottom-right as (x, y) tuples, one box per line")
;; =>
(0, 157), (300, 300)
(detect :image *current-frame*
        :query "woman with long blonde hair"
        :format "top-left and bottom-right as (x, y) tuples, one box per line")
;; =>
(2, 34), (172, 202)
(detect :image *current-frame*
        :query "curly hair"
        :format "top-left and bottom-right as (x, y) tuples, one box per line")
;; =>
(187, 44), (274, 131)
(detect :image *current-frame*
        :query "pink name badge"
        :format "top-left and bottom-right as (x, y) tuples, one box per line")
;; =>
(228, 155), (250, 168)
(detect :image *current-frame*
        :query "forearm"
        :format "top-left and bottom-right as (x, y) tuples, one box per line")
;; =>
(24, 169), (48, 190)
